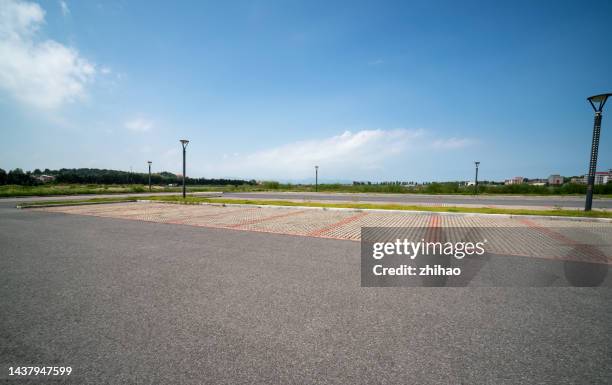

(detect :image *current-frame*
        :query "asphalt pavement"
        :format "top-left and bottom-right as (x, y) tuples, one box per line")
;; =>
(1, 202), (611, 384)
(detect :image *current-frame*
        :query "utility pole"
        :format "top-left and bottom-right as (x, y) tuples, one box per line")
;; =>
(315, 165), (319, 192)
(585, 93), (610, 211)
(180, 140), (189, 198)
(147, 161), (152, 192)
(474, 161), (480, 195)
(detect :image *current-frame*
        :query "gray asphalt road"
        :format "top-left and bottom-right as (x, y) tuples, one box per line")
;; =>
(1, 202), (610, 384)
(222, 192), (612, 209)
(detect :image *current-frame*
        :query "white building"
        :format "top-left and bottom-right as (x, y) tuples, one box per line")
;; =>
(595, 171), (611, 185)
(35, 174), (55, 183)
(571, 170), (611, 185)
(548, 174), (563, 185)
(504, 176), (524, 185)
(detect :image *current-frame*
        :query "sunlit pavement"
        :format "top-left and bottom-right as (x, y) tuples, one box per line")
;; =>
(1, 202), (610, 383)
(37, 201), (612, 264)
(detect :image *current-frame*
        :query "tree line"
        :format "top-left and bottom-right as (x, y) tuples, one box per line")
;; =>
(0, 168), (256, 186)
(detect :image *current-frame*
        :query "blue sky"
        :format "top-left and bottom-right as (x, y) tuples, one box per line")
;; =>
(1, 0), (611, 182)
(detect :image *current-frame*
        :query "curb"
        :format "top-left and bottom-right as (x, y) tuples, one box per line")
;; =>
(15, 193), (223, 209)
(17, 200), (136, 209)
(135, 200), (612, 223)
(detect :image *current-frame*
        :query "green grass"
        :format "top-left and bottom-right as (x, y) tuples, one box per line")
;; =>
(216, 181), (612, 196)
(140, 195), (612, 219)
(16, 197), (138, 208)
(20, 194), (611, 218)
(13, 190), (612, 219)
(2, 183), (612, 198)
(0, 184), (226, 197)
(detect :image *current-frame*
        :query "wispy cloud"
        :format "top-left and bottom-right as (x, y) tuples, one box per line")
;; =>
(208, 129), (424, 179)
(124, 117), (154, 132)
(59, 0), (69, 16)
(200, 129), (477, 180)
(368, 59), (384, 66)
(0, 0), (96, 109)
(432, 137), (475, 149)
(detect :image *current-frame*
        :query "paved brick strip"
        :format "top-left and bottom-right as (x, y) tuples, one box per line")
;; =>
(227, 210), (306, 229)
(306, 212), (369, 237)
(35, 203), (611, 264)
(165, 207), (259, 225)
(519, 218), (611, 264)
(424, 215), (442, 242)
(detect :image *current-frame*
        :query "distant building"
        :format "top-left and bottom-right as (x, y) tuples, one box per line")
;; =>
(35, 174), (55, 183)
(527, 178), (547, 186)
(504, 176), (524, 185)
(595, 170), (612, 185)
(570, 169), (611, 185)
(548, 174), (563, 185)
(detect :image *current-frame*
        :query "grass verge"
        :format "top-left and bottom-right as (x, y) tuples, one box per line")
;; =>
(3, 184), (612, 198)
(17, 197), (137, 208)
(18, 195), (612, 219)
(145, 196), (612, 219)
(0, 184), (225, 198)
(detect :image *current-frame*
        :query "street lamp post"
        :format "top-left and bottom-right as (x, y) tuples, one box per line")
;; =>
(180, 139), (189, 198)
(147, 161), (152, 192)
(315, 165), (319, 192)
(585, 93), (611, 211)
(474, 161), (480, 195)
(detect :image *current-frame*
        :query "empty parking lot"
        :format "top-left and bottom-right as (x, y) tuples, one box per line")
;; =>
(36, 201), (612, 264)
(1, 201), (611, 383)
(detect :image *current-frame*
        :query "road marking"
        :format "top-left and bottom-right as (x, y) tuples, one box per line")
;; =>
(424, 215), (442, 242)
(306, 212), (369, 237)
(519, 218), (610, 264)
(166, 207), (258, 225)
(227, 210), (306, 228)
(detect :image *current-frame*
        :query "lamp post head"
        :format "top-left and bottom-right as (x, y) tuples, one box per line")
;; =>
(587, 93), (612, 113)
(475, 161), (480, 167)
(147, 161), (152, 165)
(315, 165), (319, 170)
(180, 139), (190, 149)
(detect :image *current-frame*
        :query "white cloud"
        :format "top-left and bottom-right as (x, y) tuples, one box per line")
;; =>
(432, 137), (474, 149)
(197, 129), (478, 180)
(124, 118), (154, 132)
(0, 0), (96, 109)
(208, 129), (424, 179)
(59, 0), (69, 16)
(0, 0), (43, 38)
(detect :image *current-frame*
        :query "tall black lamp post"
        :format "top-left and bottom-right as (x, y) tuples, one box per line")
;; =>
(315, 165), (319, 192)
(147, 161), (152, 192)
(180, 139), (189, 198)
(474, 161), (480, 195)
(585, 93), (611, 211)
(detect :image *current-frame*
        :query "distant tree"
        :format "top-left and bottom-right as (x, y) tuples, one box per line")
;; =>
(262, 181), (280, 189)
(33, 168), (42, 175)
(0, 168), (6, 185)
(7, 168), (37, 185)
(37, 168), (253, 186)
